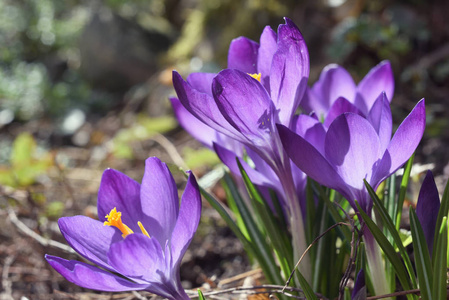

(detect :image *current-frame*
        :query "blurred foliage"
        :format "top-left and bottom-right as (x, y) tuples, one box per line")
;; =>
(0, 0), (91, 121)
(1, 0), (448, 170)
(183, 147), (220, 170)
(0, 132), (53, 188)
(111, 115), (177, 159)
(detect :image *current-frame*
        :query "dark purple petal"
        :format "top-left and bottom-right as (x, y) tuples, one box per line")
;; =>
(172, 71), (243, 141)
(352, 269), (366, 300)
(97, 169), (142, 232)
(170, 97), (217, 149)
(45, 255), (147, 291)
(140, 157), (179, 246)
(270, 18), (309, 126)
(325, 113), (381, 193)
(416, 170), (440, 254)
(58, 216), (122, 270)
(227, 37), (259, 74)
(186, 72), (216, 97)
(212, 69), (275, 143)
(324, 97), (363, 128)
(301, 65), (356, 119)
(367, 92), (392, 152)
(170, 171), (202, 264)
(293, 114), (326, 155)
(257, 26), (277, 91)
(277, 124), (345, 191)
(371, 99), (426, 185)
(108, 234), (165, 283)
(355, 60), (394, 114)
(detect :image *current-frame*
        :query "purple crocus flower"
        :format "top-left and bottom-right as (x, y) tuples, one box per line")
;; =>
(416, 170), (440, 254)
(45, 157), (201, 300)
(301, 61), (394, 120)
(172, 17), (312, 278)
(352, 269), (366, 300)
(278, 99), (426, 214)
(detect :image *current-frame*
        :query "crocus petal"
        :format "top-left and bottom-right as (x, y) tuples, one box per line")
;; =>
(324, 113), (382, 206)
(277, 124), (345, 192)
(293, 114), (326, 155)
(270, 18), (309, 126)
(227, 37), (259, 74)
(214, 143), (278, 190)
(355, 60), (394, 114)
(371, 99), (426, 185)
(186, 72), (216, 97)
(172, 71), (243, 142)
(352, 269), (366, 300)
(257, 26), (277, 91)
(45, 255), (147, 292)
(301, 65), (356, 118)
(108, 234), (166, 283)
(324, 97), (363, 128)
(170, 97), (217, 149)
(58, 216), (122, 271)
(212, 69), (275, 144)
(140, 157), (179, 246)
(367, 92), (392, 152)
(416, 170), (440, 254)
(170, 171), (202, 265)
(97, 169), (142, 232)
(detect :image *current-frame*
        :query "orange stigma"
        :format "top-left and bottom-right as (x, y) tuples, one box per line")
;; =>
(104, 208), (151, 238)
(104, 208), (134, 238)
(248, 73), (261, 82)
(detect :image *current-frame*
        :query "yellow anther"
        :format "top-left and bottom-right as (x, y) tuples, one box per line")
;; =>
(138, 221), (150, 238)
(104, 207), (134, 238)
(248, 73), (262, 82)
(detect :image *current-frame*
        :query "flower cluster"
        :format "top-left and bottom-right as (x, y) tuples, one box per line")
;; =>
(46, 16), (442, 300)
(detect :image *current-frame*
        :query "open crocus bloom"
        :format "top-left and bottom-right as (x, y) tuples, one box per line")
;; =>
(45, 157), (201, 300)
(301, 61), (394, 120)
(172, 17), (312, 278)
(171, 17), (309, 165)
(278, 99), (426, 213)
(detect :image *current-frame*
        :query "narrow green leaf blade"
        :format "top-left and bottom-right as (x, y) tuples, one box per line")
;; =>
(198, 289), (206, 300)
(364, 180), (417, 288)
(222, 173), (284, 285)
(433, 177), (449, 260)
(432, 217), (447, 300)
(355, 201), (413, 295)
(396, 154), (414, 230)
(236, 160), (293, 278)
(297, 270), (318, 300)
(410, 208), (433, 300)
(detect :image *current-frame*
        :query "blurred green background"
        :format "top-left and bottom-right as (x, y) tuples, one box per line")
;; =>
(1, 0), (449, 171)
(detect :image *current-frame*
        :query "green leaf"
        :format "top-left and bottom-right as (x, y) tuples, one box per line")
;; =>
(221, 173), (284, 286)
(235, 161), (292, 281)
(410, 208), (433, 300)
(355, 201), (413, 298)
(198, 289), (206, 300)
(432, 177), (449, 261)
(183, 147), (220, 169)
(220, 177), (249, 240)
(396, 154), (414, 230)
(364, 180), (417, 288)
(432, 217), (447, 300)
(297, 271), (318, 300)
(11, 132), (36, 168)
